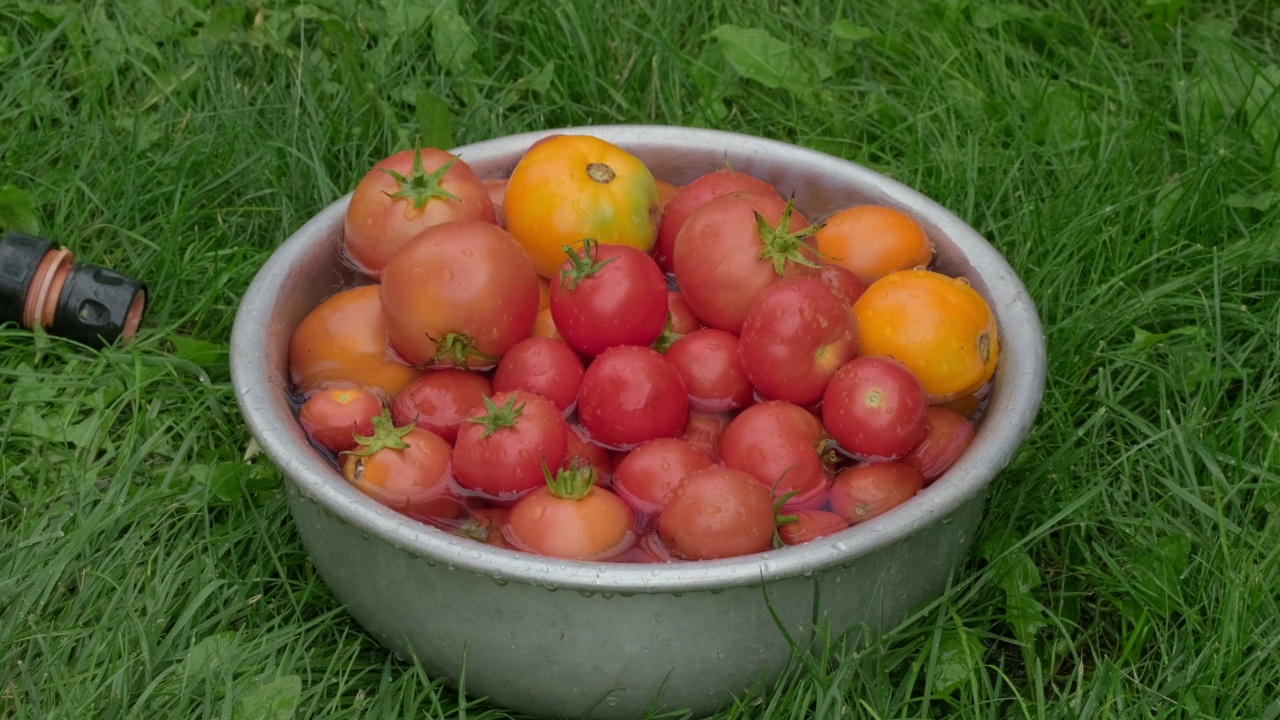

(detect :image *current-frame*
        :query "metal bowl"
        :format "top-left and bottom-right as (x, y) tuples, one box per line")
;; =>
(230, 125), (1046, 719)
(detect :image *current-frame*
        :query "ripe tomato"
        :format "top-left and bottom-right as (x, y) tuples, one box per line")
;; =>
(655, 178), (680, 210)
(343, 148), (495, 279)
(829, 461), (924, 525)
(719, 400), (833, 510)
(900, 406), (975, 484)
(777, 509), (848, 546)
(814, 205), (933, 286)
(298, 387), (382, 453)
(664, 328), (753, 412)
(483, 177), (507, 228)
(853, 269), (999, 403)
(504, 135), (661, 278)
(680, 410), (732, 459)
(289, 285), (425, 400)
(672, 192), (818, 333)
(738, 277), (859, 407)
(818, 264), (867, 307)
(390, 369), (492, 445)
(380, 220), (539, 368)
(822, 356), (928, 460)
(654, 168), (781, 273)
(577, 345), (689, 450)
(504, 461), (637, 561)
(612, 438), (715, 516)
(666, 291), (701, 334)
(657, 466), (775, 560)
(453, 391), (569, 499)
(532, 307), (563, 342)
(492, 337), (585, 415)
(550, 240), (668, 357)
(342, 411), (463, 520)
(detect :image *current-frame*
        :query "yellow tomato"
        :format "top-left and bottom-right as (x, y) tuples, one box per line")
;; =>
(504, 135), (660, 278)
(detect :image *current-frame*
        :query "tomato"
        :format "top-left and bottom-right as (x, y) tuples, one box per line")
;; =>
(657, 466), (775, 560)
(666, 291), (701, 334)
(818, 264), (867, 307)
(504, 135), (661, 278)
(342, 411), (463, 520)
(483, 177), (507, 228)
(655, 178), (680, 210)
(550, 240), (668, 357)
(492, 337), (585, 415)
(455, 507), (510, 548)
(777, 509), (848, 546)
(289, 285), (425, 400)
(853, 269), (999, 403)
(822, 356), (929, 460)
(577, 345), (689, 450)
(298, 387), (382, 453)
(738, 277), (859, 407)
(672, 192), (818, 333)
(612, 438), (715, 516)
(537, 276), (551, 311)
(380, 220), (539, 368)
(829, 461), (924, 525)
(565, 424), (614, 486)
(390, 369), (492, 445)
(719, 400), (833, 510)
(453, 391), (569, 499)
(504, 461), (637, 561)
(654, 168), (781, 273)
(814, 205), (933, 286)
(900, 406), (975, 485)
(343, 148), (495, 279)
(680, 410), (732, 459)
(532, 307), (563, 342)
(664, 328), (753, 412)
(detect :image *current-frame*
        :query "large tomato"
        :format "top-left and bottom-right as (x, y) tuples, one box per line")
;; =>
(504, 135), (661, 278)
(343, 147), (495, 279)
(549, 240), (668, 357)
(288, 285), (425, 400)
(672, 191), (819, 333)
(653, 167), (781, 273)
(380, 220), (539, 369)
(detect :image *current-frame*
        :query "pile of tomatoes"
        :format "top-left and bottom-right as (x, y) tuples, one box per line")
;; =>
(286, 133), (999, 563)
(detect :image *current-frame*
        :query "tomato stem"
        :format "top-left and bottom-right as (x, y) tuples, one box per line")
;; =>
(379, 147), (461, 209)
(343, 409), (413, 458)
(650, 312), (679, 353)
(556, 238), (616, 292)
(755, 196), (823, 276)
(586, 162), (616, 184)
(467, 393), (526, 439)
(431, 332), (499, 368)
(543, 458), (596, 501)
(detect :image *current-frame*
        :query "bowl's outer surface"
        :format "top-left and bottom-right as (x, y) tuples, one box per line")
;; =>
(230, 126), (1046, 719)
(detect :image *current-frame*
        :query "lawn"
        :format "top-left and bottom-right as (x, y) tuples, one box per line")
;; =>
(2, 0), (1279, 718)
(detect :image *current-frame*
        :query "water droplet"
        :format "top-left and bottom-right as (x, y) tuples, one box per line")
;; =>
(462, 248), (474, 258)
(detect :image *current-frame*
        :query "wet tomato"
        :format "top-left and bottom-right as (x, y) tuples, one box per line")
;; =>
(492, 336), (585, 415)
(453, 391), (569, 499)
(814, 205), (933, 286)
(654, 167), (781, 273)
(900, 406), (975, 484)
(829, 461), (924, 525)
(658, 466), (775, 560)
(550, 240), (668, 357)
(666, 291), (702, 334)
(612, 438), (715, 516)
(504, 461), (637, 561)
(342, 411), (463, 520)
(822, 356), (928, 460)
(577, 345), (689, 450)
(298, 386), (382, 453)
(664, 328), (753, 412)
(719, 400), (834, 510)
(390, 369), (492, 445)
(776, 509), (848, 546)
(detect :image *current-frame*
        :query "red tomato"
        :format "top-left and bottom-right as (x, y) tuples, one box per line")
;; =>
(719, 400), (833, 510)
(298, 387), (382, 453)
(738, 277), (859, 407)
(666, 291), (702, 334)
(342, 411), (463, 520)
(390, 369), (492, 445)
(492, 337), (585, 415)
(343, 148), (495, 279)
(900, 406), (975, 485)
(822, 356), (929, 460)
(818, 263), (868, 307)
(829, 461), (924, 525)
(654, 168), (781, 273)
(777, 509), (848, 546)
(452, 391), (569, 499)
(664, 328), (753, 412)
(612, 438), (715, 516)
(658, 466), (775, 560)
(577, 345), (689, 450)
(288, 285), (425, 400)
(550, 240), (668, 357)
(380, 220), (539, 368)
(504, 462), (637, 561)
(680, 410), (732, 459)
(672, 192), (818, 333)
(565, 425), (615, 486)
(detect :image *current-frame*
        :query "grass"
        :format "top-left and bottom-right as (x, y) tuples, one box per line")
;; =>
(2, 0), (1279, 717)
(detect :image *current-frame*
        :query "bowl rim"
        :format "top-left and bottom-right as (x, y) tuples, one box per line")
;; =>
(231, 124), (1046, 594)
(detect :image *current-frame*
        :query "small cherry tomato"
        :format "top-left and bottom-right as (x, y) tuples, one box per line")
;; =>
(550, 239), (668, 357)
(343, 148), (495, 279)
(453, 391), (569, 499)
(664, 328), (753, 412)
(822, 356), (928, 460)
(719, 400), (833, 510)
(578, 345), (689, 450)
(829, 461), (924, 525)
(492, 337), (585, 415)
(504, 461), (637, 561)
(613, 438), (715, 516)
(654, 167), (781, 273)
(390, 369), (492, 445)
(900, 406), (975, 485)
(658, 466), (775, 560)
(776, 509), (848, 546)
(342, 411), (463, 520)
(299, 387), (382, 453)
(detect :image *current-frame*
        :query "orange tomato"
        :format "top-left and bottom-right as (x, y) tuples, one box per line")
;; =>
(852, 269), (999, 403)
(288, 285), (425, 399)
(532, 306), (563, 342)
(815, 205), (933, 286)
(503, 135), (660, 278)
(655, 178), (680, 210)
